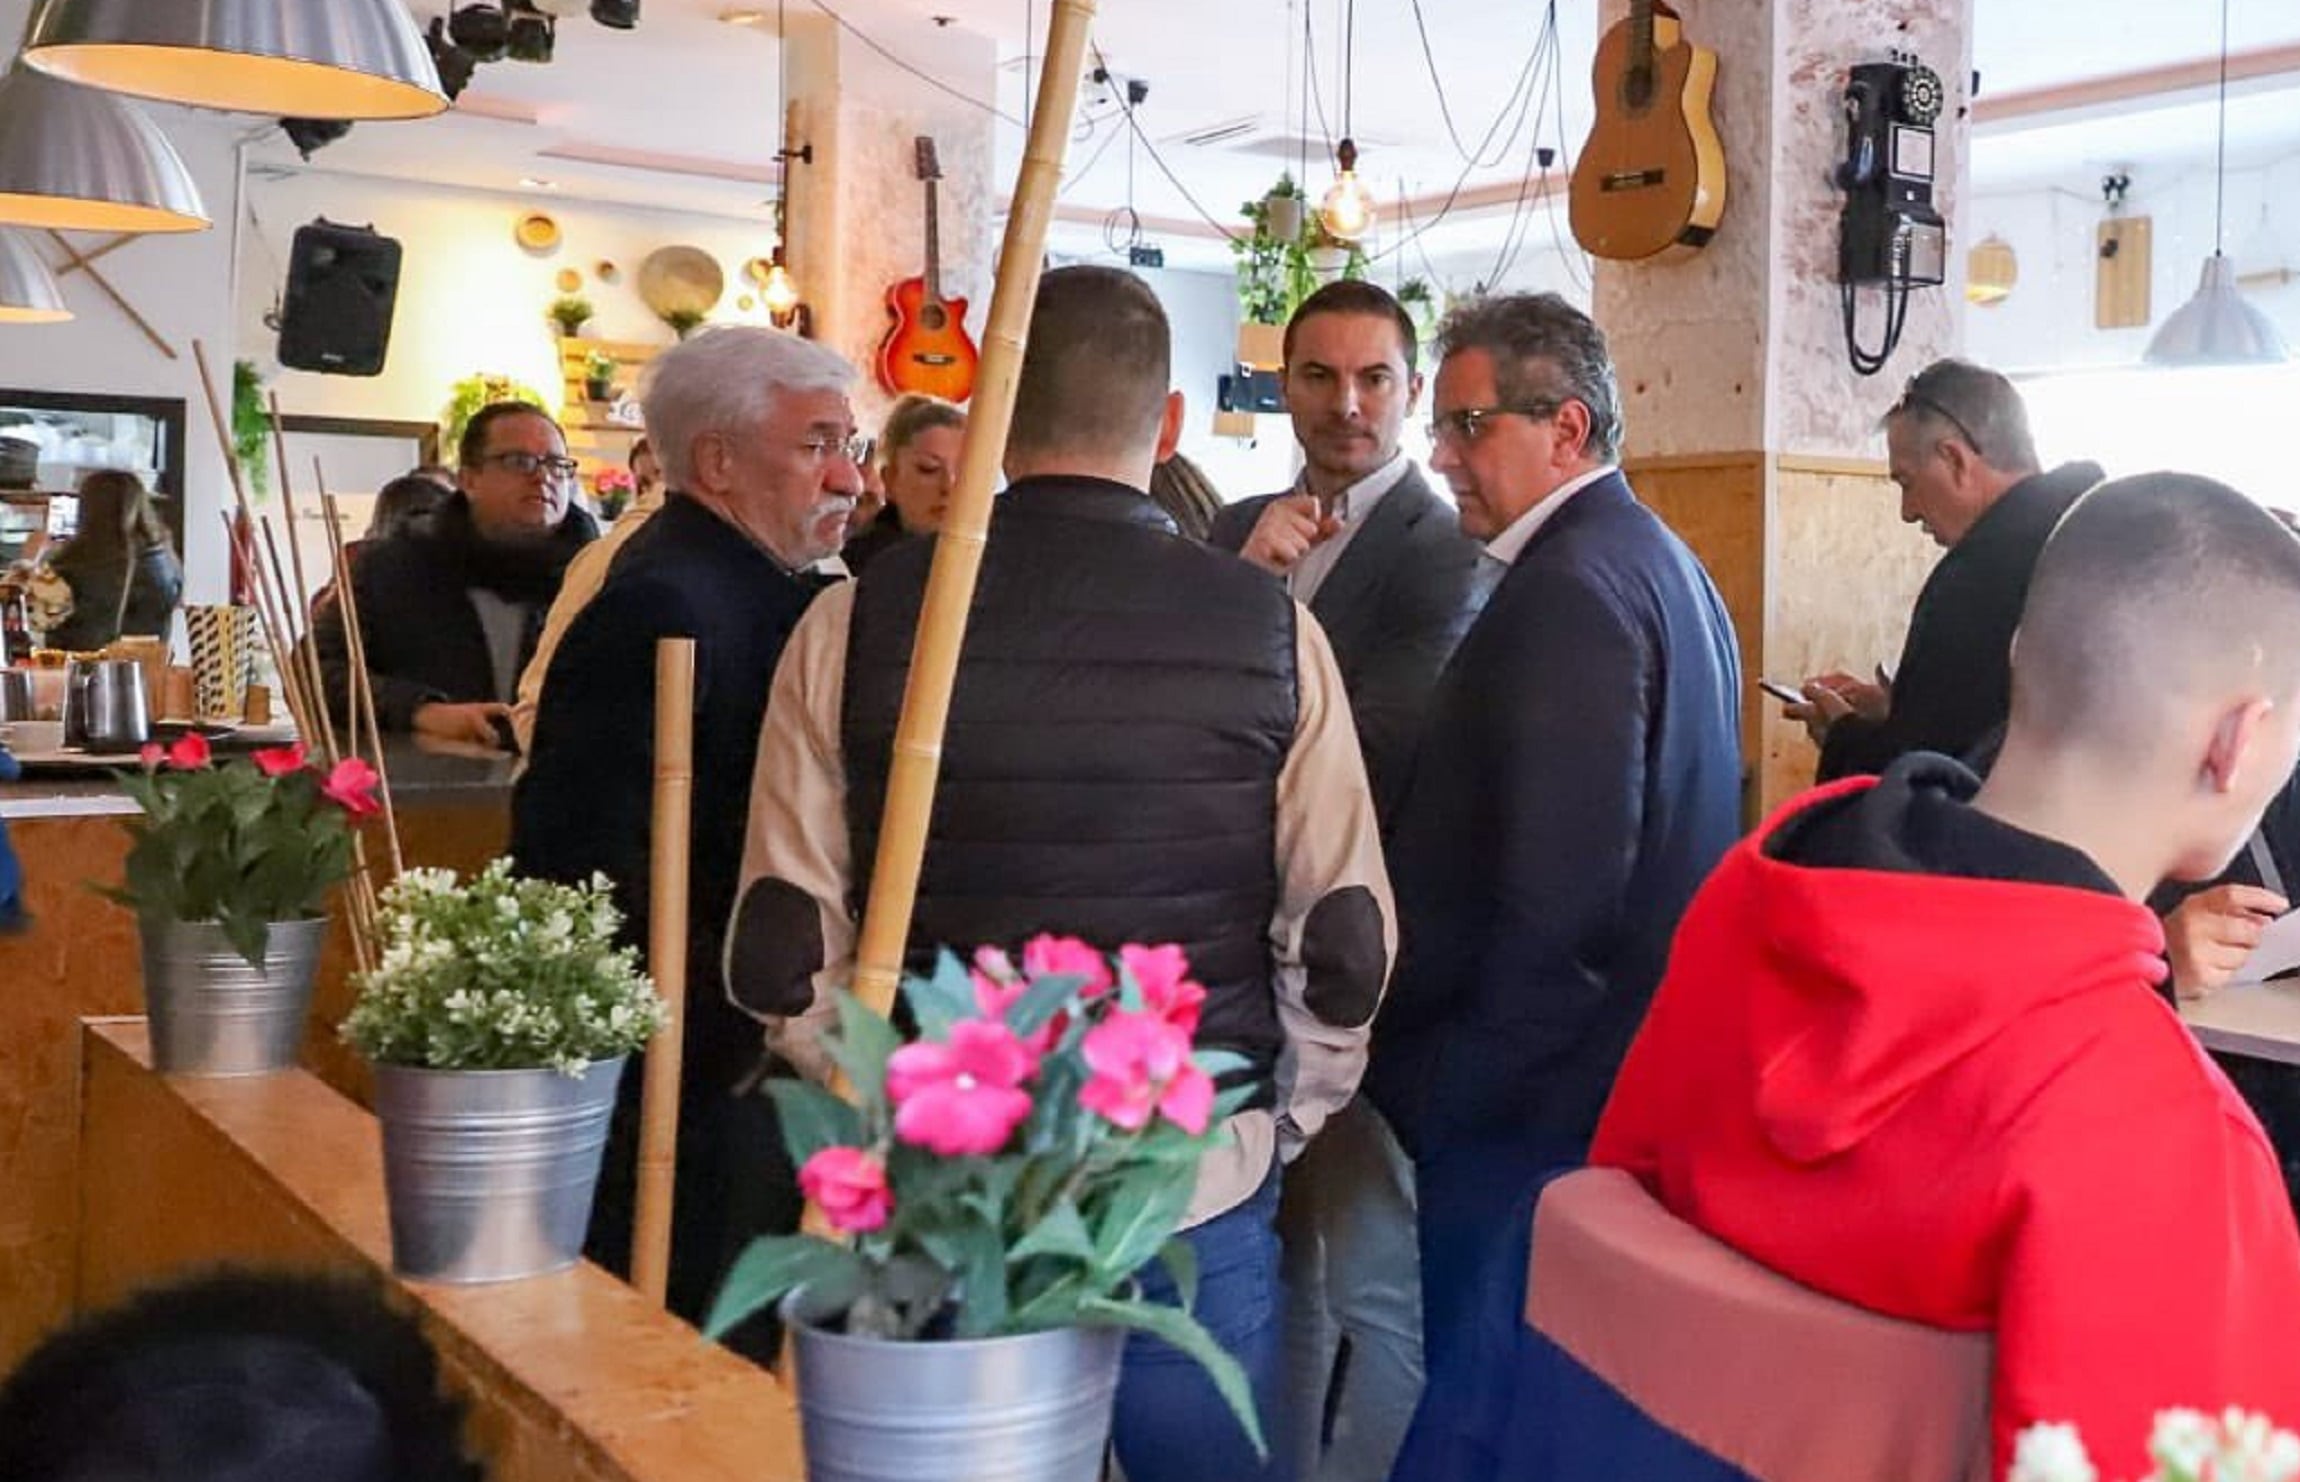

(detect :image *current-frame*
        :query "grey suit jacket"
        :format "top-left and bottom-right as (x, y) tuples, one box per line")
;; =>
(1209, 467), (1489, 829)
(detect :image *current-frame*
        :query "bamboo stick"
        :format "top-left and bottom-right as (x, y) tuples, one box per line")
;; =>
(317, 475), (406, 881)
(846, 0), (1099, 1023)
(263, 395), (339, 751)
(633, 638), (696, 1306)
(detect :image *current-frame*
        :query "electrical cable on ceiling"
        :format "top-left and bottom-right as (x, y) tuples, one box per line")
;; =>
(807, 0), (1020, 125)
(1471, 1), (1563, 285)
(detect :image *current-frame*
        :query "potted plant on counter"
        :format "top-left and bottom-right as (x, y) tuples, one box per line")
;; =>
(706, 938), (1265, 1482)
(342, 860), (667, 1284)
(107, 734), (378, 1076)
(582, 347), (617, 402)
(548, 294), (594, 338)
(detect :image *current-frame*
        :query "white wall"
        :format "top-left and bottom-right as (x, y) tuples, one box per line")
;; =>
(1134, 264), (1296, 502)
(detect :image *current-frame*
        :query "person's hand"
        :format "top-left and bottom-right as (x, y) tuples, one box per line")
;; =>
(413, 700), (512, 749)
(1239, 493), (1341, 575)
(2166, 883), (2290, 999)
(1784, 671), (1890, 747)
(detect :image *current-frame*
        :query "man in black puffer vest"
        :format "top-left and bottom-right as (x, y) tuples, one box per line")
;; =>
(728, 266), (1393, 1482)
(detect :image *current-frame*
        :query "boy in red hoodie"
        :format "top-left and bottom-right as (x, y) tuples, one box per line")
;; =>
(1593, 471), (2300, 1480)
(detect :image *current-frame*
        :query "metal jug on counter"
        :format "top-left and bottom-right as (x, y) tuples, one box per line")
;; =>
(62, 657), (149, 753)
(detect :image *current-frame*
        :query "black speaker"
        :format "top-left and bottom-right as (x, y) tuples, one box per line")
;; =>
(276, 220), (403, 377)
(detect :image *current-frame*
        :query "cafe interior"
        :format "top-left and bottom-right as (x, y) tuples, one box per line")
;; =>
(3, 1), (2300, 1480)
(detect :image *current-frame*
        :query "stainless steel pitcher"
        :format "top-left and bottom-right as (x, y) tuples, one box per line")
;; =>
(63, 657), (149, 752)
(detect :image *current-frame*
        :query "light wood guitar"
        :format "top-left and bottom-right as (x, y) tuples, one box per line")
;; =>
(1568, 0), (1727, 262)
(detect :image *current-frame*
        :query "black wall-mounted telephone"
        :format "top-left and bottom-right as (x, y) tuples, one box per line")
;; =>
(1837, 52), (1947, 374)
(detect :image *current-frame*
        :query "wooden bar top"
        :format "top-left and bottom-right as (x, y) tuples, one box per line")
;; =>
(78, 1019), (804, 1482)
(0, 736), (519, 821)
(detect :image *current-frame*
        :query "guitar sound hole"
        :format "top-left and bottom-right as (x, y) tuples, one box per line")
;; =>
(921, 305), (948, 331)
(1622, 67), (1654, 112)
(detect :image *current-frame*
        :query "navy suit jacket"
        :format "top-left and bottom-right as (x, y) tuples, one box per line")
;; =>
(1209, 467), (1489, 827)
(1365, 471), (1743, 1162)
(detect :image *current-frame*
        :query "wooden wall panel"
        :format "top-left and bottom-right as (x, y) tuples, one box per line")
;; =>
(1764, 460), (1936, 812)
(77, 1021), (802, 1482)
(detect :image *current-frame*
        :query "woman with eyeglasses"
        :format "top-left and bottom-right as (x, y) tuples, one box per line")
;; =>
(310, 401), (599, 749)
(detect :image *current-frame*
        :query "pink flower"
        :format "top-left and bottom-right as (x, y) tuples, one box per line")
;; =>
(251, 743), (308, 778)
(138, 742), (164, 769)
(1077, 1009), (1216, 1136)
(164, 732), (211, 769)
(885, 1018), (1037, 1157)
(1022, 934), (1114, 997)
(320, 756), (381, 817)
(971, 946), (1069, 1054)
(1119, 943), (1207, 1036)
(798, 1146), (892, 1234)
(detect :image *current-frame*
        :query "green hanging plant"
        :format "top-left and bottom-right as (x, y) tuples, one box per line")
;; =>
(231, 359), (270, 497)
(440, 373), (552, 456)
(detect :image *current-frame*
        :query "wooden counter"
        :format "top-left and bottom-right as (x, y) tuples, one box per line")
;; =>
(0, 739), (513, 1368)
(77, 1019), (802, 1482)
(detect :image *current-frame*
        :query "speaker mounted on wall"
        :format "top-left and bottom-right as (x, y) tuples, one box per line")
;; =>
(276, 219), (404, 377)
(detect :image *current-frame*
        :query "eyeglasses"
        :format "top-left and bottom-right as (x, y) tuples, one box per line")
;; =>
(473, 450), (579, 481)
(1891, 377), (1981, 454)
(1427, 402), (1561, 448)
(798, 432), (871, 465)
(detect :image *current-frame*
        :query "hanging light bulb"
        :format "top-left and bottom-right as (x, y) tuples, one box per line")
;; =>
(1319, 138), (1375, 242)
(760, 249), (801, 322)
(2145, 0), (2289, 366)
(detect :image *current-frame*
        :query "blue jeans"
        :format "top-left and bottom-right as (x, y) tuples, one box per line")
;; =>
(1113, 1162), (1289, 1482)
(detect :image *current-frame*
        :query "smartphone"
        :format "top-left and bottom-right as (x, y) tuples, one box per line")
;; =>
(1758, 678), (1805, 706)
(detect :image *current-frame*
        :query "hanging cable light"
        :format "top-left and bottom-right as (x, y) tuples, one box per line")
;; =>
(0, 228), (71, 323)
(0, 64), (209, 234)
(1317, 0), (1375, 242)
(2145, 0), (2288, 365)
(20, 0), (446, 121)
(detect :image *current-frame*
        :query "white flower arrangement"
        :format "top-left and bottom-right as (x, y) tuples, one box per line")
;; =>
(2011, 1410), (2300, 1482)
(341, 860), (668, 1075)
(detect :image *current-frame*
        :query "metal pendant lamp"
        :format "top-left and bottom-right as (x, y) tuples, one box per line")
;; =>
(0, 228), (71, 323)
(21, 0), (447, 121)
(2145, 0), (2289, 365)
(0, 64), (209, 234)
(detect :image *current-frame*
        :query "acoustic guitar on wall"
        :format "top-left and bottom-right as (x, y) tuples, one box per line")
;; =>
(1568, 0), (1727, 262)
(876, 136), (979, 403)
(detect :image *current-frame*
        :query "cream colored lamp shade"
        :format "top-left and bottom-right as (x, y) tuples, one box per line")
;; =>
(0, 64), (209, 234)
(1965, 236), (2016, 307)
(22, 0), (446, 121)
(2146, 253), (2290, 365)
(0, 228), (71, 323)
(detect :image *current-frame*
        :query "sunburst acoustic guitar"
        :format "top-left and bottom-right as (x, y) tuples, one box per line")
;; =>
(1568, 0), (1727, 262)
(876, 136), (979, 403)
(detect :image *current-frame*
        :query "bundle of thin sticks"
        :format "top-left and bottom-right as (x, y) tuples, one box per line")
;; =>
(190, 341), (404, 975)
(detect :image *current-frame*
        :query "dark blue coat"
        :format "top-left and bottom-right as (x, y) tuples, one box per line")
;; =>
(1366, 471), (1743, 1163)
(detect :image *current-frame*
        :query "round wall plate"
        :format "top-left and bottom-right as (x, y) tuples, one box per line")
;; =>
(515, 211), (561, 252)
(638, 245), (725, 316)
(554, 267), (582, 293)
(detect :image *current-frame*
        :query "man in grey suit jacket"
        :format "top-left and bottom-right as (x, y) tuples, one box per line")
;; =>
(1209, 281), (1487, 1482)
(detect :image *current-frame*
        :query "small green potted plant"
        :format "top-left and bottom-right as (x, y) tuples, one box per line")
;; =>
(547, 294), (594, 338)
(440, 374), (551, 458)
(582, 347), (617, 401)
(342, 860), (667, 1284)
(660, 306), (705, 340)
(1398, 277), (1443, 342)
(708, 938), (1264, 1480)
(108, 734), (378, 1076)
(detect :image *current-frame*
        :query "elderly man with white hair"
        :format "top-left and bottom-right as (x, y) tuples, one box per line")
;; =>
(510, 325), (865, 1350)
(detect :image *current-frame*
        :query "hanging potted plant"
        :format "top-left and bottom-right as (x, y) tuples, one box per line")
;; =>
(582, 347), (617, 402)
(231, 359), (271, 498)
(1397, 277), (1443, 342)
(1232, 174), (1304, 371)
(707, 939), (1265, 1482)
(105, 735), (379, 1076)
(547, 294), (594, 338)
(341, 861), (667, 1284)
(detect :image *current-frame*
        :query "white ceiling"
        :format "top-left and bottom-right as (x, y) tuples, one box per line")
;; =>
(219, 0), (2300, 274)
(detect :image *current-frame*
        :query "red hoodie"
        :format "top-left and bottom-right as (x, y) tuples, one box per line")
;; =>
(1591, 766), (2300, 1480)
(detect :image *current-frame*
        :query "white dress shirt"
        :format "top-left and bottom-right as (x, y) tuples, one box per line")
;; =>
(1482, 463), (1620, 569)
(1288, 452), (1415, 605)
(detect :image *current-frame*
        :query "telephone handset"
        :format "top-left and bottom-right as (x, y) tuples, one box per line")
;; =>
(1837, 52), (1947, 374)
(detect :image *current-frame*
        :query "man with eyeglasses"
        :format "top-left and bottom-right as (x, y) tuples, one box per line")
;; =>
(1365, 291), (1742, 1477)
(511, 326), (863, 1354)
(314, 400), (599, 747)
(1787, 357), (2103, 783)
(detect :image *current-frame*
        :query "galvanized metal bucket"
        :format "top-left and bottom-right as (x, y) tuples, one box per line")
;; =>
(788, 1311), (1125, 1482)
(372, 1058), (625, 1284)
(140, 917), (327, 1076)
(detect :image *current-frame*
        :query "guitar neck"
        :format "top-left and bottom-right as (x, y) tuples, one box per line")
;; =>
(1630, 0), (1654, 76)
(924, 178), (942, 305)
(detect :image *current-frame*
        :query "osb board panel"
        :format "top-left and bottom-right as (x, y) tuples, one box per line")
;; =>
(0, 797), (508, 1373)
(1628, 454), (1767, 819)
(1764, 463), (1937, 813)
(78, 1022), (803, 1482)
(0, 815), (137, 1370)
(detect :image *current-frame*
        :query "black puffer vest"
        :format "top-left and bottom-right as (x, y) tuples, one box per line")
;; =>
(842, 477), (1298, 1096)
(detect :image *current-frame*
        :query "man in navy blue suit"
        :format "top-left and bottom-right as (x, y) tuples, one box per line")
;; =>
(1366, 292), (1742, 1471)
